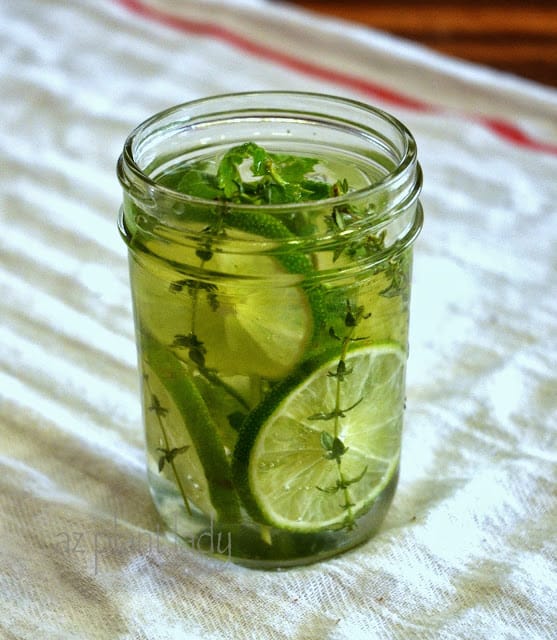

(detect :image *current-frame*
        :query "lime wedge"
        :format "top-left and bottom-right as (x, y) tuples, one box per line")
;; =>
(142, 333), (241, 522)
(233, 343), (406, 532)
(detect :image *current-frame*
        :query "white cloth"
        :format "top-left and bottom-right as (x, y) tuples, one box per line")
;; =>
(1, 0), (556, 638)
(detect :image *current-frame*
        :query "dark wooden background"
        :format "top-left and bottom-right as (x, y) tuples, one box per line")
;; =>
(288, 1), (557, 88)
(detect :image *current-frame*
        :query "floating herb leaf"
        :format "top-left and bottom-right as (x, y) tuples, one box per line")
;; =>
(215, 142), (330, 205)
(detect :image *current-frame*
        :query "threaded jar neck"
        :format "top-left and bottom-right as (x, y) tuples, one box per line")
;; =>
(118, 91), (422, 266)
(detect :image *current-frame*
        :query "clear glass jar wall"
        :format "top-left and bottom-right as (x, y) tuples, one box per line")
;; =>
(118, 92), (423, 568)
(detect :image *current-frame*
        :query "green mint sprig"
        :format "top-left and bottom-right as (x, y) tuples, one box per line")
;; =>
(159, 142), (335, 205)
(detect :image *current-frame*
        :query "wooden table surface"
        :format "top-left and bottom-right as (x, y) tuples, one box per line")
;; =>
(288, 1), (557, 89)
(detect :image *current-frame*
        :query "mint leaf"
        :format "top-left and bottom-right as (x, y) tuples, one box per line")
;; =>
(177, 169), (221, 200)
(215, 142), (332, 205)
(217, 142), (269, 200)
(269, 154), (318, 183)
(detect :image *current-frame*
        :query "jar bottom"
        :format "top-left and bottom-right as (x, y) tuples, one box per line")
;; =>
(148, 466), (399, 570)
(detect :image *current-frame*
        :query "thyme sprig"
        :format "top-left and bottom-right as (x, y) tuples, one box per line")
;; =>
(328, 200), (410, 301)
(171, 332), (250, 412)
(314, 300), (371, 529)
(144, 374), (193, 516)
(167, 200), (253, 416)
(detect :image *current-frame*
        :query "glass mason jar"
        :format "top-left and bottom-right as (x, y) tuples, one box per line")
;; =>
(117, 92), (422, 569)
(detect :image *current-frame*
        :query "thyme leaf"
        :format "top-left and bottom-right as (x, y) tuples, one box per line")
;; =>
(157, 445), (190, 472)
(319, 432), (349, 461)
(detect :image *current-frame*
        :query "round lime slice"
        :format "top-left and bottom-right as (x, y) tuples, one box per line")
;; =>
(233, 343), (406, 532)
(132, 223), (316, 380)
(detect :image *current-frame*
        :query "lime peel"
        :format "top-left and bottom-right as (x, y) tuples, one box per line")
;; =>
(142, 331), (241, 523)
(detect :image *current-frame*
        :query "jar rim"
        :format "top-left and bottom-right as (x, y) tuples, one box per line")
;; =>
(118, 90), (418, 212)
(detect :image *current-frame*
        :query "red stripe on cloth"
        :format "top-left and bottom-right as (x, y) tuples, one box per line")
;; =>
(117, 0), (429, 111)
(479, 117), (557, 155)
(116, 0), (557, 156)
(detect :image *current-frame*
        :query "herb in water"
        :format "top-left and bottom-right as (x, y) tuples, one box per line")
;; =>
(144, 374), (193, 516)
(313, 301), (372, 529)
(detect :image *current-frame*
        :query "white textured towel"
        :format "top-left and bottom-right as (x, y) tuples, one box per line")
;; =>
(1, 1), (556, 638)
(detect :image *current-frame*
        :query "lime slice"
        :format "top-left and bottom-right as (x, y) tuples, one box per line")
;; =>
(233, 343), (406, 532)
(142, 332), (241, 522)
(132, 214), (321, 380)
(181, 239), (312, 379)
